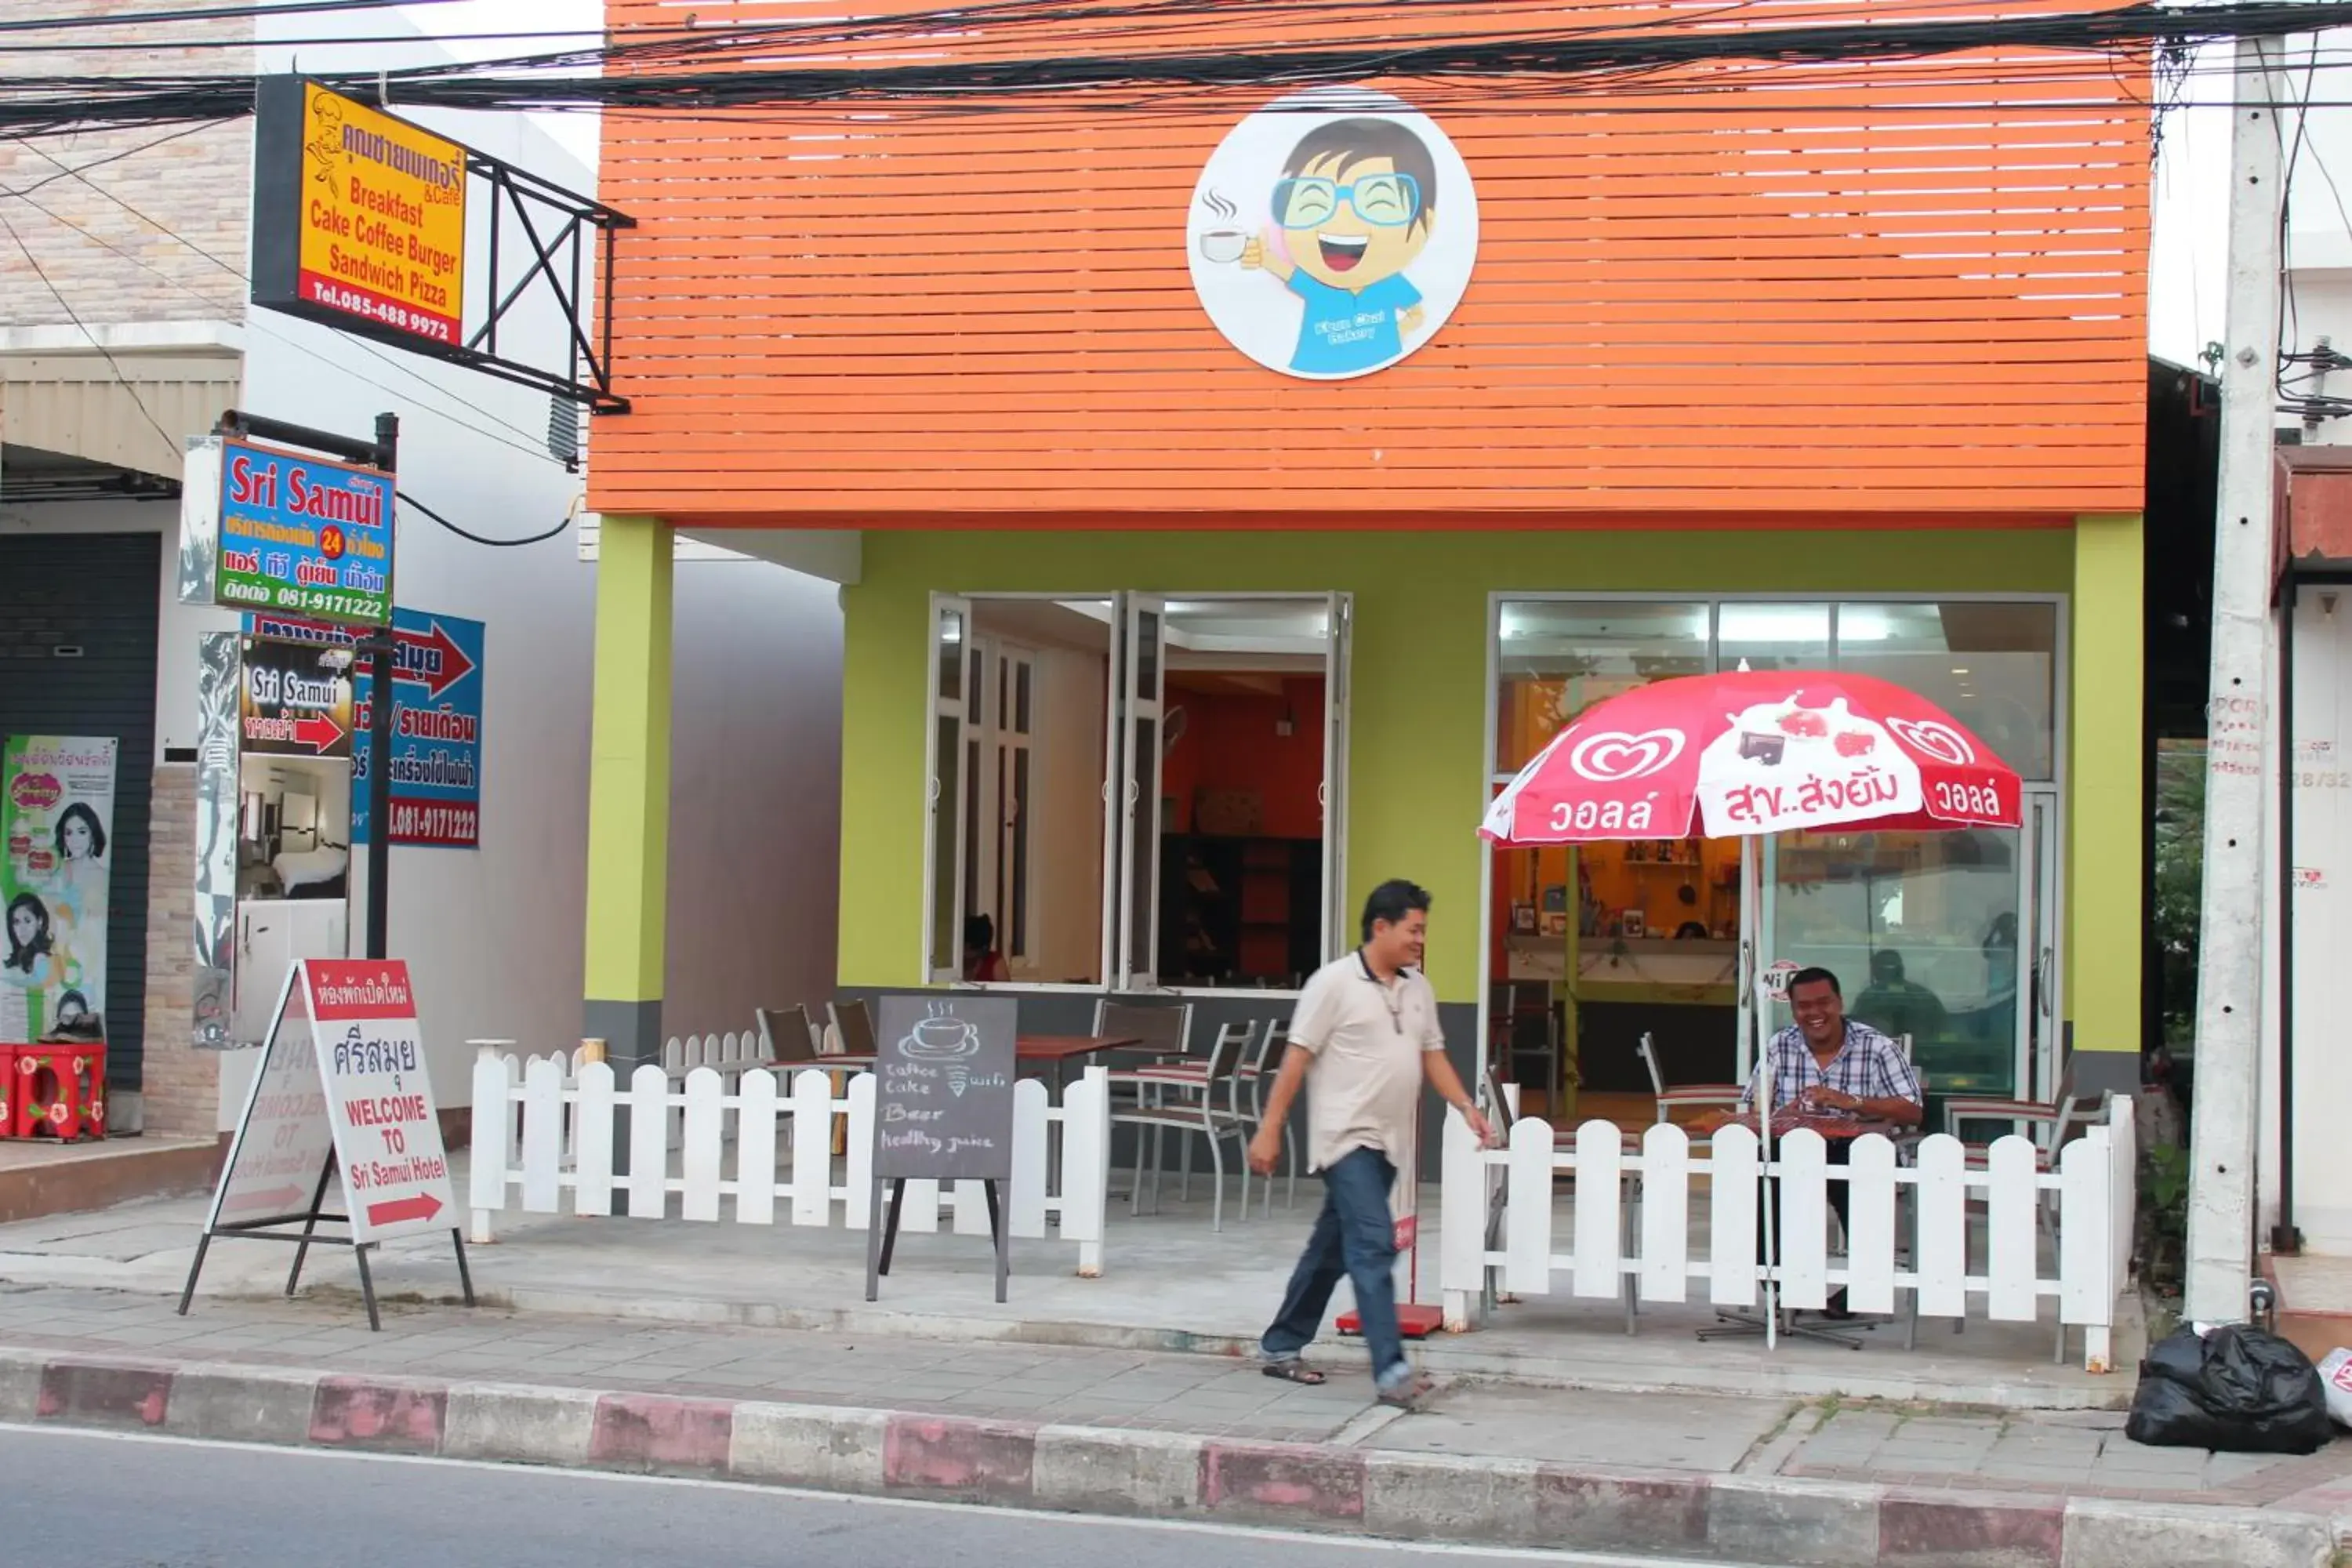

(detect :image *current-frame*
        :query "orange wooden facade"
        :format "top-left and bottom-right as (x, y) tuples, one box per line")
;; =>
(591, 0), (2151, 524)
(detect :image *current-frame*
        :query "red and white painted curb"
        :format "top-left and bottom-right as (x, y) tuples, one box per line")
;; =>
(1, 1348), (2338, 1567)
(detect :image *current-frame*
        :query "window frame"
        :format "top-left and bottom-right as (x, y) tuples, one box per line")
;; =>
(1477, 590), (2071, 1094)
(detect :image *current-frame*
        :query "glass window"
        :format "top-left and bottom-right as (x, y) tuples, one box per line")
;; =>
(1835, 601), (2056, 780)
(1769, 824), (2023, 1097)
(1719, 602), (1830, 673)
(1495, 601), (1707, 773)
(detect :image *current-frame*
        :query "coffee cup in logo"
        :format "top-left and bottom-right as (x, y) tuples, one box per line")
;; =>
(1187, 87), (1479, 381)
(1198, 229), (1248, 264)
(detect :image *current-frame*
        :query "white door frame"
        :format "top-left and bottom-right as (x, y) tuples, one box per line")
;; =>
(922, 593), (975, 985)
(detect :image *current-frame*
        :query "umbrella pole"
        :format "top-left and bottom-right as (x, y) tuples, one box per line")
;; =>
(1744, 835), (1777, 1349)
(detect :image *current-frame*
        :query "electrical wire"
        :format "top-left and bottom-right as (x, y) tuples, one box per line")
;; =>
(0, 202), (186, 461)
(0, 140), (561, 462)
(0, 0), (470, 34)
(397, 488), (571, 546)
(3, 0), (2350, 136)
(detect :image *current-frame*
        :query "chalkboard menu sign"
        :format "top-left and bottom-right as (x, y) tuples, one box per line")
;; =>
(872, 995), (1018, 1181)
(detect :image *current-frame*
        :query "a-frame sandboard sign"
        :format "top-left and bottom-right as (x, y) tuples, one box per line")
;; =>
(178, 958), (472, 1330)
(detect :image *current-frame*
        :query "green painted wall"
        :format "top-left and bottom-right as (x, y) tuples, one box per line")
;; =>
(2067, 514), (2145, 1062)
(839, 529), (2078, 1006)
(584, 514), (674, 1004)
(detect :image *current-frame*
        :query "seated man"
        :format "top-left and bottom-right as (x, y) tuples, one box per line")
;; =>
(1744, 965), (1926, 1127)
(1702, 965), (1923, 1318)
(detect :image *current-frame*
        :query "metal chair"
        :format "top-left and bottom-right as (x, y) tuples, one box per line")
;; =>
(1109, 1020), (1253, 1204)
(756, 1005), (821, 1065)
(1094, 997), (1193, 1063)
(1490, 982), (1559, 1109)
(1109, 1022), (1252, 1230)
(826, 997), (879, 1062)
(1635, 1032), (1744, 1124)
(1238, 1018), (1296, 1214)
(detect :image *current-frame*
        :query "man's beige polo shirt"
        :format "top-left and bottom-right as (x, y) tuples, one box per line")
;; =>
(1291, 949), (1446, 1173)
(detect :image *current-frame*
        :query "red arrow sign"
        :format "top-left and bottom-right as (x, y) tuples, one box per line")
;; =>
(365, 1192), (443, 1228)
(292, 711), (345, 754)
(397, 620), (476, 699)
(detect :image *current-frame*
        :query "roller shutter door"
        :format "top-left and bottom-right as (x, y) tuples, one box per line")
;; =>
(0, 532), (159, 1090)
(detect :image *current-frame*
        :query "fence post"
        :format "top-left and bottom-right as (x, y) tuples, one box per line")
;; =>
(467, 1041), (514, 1243)
(1439, 1106), (1484, 1329)
(1065, 1067), (1109, 1277)
(2060, 1125), (2112, 1367)
(1573, 1120), (1624, 1300)
(575, 1061), (616, 1217)
(1639, 1122), (1691, 1305)
(1504, 1118), (1555, 1296)
(626, 1064), (669, 1218)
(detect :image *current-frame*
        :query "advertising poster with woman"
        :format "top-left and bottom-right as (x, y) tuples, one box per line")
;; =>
(1, 735), (118, 1044)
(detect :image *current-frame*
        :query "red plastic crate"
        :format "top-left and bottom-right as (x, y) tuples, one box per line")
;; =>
(8, 1045), (104, 1141)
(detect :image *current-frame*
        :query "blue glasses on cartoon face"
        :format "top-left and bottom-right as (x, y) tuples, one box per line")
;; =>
(1271, 172), (1422, 230)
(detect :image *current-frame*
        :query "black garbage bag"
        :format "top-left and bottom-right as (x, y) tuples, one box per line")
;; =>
(2125, 1324), (2334, 1454)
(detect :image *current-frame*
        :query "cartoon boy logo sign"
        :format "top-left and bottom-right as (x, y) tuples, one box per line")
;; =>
(1189, 90), (1478, 381)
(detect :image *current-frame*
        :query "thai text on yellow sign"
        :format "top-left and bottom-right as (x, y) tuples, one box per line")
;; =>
(293, 84), (466, 346)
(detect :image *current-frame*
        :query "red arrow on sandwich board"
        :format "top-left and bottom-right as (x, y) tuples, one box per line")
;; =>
(365, 1192), (443, 1228)
(293, 711), (345, 753)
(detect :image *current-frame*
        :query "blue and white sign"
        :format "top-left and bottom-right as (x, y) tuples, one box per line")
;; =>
(218, 438), (394, 626)
(245, 608), (485, 849)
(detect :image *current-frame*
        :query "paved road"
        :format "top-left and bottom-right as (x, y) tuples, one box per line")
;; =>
(0, 1425), (1773, 1568)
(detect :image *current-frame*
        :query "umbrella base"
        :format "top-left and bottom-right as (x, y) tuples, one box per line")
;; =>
(1697, 1306), (1868, 1350)
(1338, 1303), (1446, 1340)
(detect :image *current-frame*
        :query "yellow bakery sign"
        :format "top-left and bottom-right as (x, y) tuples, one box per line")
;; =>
(289, 84), (465, 345)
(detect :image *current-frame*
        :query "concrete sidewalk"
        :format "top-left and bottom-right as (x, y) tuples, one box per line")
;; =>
(0, 1283), (2342, 1567)
(0, 1165), (2138, 1411)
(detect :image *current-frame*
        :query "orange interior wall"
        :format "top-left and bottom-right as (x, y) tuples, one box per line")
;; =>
(1162, 677), (1327, 838)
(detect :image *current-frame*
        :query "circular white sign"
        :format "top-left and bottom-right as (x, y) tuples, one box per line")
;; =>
(1187, 89), (1479, 380)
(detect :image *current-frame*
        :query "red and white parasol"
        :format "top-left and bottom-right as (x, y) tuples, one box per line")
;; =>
(1482, 668), (2020, 846)
(1480, 669), (2020, 1347)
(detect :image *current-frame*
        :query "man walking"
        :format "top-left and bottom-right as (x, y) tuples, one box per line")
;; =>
(1248, 879), (1494, 1408)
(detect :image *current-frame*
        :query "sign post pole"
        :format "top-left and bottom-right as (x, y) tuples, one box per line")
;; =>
(364, 412), (398, 960)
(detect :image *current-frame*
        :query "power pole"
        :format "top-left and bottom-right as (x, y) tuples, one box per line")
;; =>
(2184, 34), (2288, 1327)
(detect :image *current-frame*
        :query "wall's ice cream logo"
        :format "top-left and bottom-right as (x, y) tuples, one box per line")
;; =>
(1569, 729), (1686, 783)
(1697, 695), (1924, 832)
(1886, 717), (1976, 767)
(1188, 89), (1479, 381)
(901, 1001), (982, 1096)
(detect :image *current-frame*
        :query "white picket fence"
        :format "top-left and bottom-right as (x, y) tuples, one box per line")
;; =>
(469, 1032), (784, 1156)
(1439, 1093), (2138, 1371)
(468, 1051), (1113, 1276)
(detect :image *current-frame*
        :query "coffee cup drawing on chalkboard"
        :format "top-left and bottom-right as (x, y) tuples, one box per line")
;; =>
(902, 1000), (982, 1095)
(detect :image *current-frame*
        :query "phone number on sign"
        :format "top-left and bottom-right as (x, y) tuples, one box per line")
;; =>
(303, 281), (456, 343)
(390, 801), (477, 845)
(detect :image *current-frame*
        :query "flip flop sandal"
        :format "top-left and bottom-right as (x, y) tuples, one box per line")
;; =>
(1261, 1359), (1329, 1385)
(1377, 1371), (1437, 1411)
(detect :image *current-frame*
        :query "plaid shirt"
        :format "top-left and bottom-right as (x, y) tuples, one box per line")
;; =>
(1739, 1020), (1922, 1112)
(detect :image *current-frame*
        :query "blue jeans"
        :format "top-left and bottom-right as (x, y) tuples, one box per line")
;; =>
(1261, 1146), (1410, 1389)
